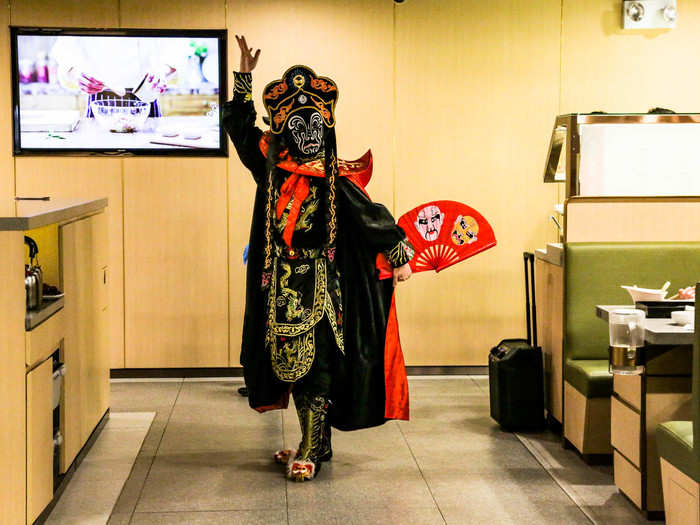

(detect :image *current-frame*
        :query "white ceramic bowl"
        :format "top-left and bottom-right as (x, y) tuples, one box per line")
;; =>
(621, 285), (668, 303)
(671, 310), (694, 326)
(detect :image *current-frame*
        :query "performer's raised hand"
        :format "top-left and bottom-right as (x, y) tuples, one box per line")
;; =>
(393, 263), (412, 287)
(235, 35), (261, 73)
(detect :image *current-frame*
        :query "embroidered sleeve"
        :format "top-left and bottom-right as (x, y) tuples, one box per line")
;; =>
(222, 72), (266, 181)
(233, 71), (253, 102)
(385, 239), (414, 268)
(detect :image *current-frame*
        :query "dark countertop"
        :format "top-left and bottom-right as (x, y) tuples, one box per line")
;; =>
(0, 198), (108, 231)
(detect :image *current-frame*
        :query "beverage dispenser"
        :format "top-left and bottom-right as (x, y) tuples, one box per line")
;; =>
(609, 309), (645, 375)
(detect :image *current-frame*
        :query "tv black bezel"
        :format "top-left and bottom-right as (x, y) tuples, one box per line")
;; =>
(10, 26), (229, 157)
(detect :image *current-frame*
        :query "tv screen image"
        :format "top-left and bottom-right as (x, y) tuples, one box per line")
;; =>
(11, 28), (228, 156)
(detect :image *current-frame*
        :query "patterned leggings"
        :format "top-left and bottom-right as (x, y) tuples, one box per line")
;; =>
(291, 318), (336, 463)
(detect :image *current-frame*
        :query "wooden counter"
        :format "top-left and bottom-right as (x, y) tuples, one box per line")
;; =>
(1, 198), (108, 231)
(535, 243), (564, 424)
(0, 198), (109, 525)
(597, 305), (693, 517)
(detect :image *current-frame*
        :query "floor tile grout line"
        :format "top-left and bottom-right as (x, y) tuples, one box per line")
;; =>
(126, 378), (186, 525)
(470, 375), (488, 394)
(395, 420), (448, 525)
(514, 433), (598, 525)
(129, 508), (286, 515)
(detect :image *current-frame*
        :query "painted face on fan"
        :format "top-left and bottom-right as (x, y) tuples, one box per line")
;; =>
(283, 109), (324, 159)
(451, 215), (479, 246)
(415, 205), (445, 241)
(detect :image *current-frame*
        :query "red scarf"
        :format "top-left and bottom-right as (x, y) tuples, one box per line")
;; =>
(259, 133), (373, 248)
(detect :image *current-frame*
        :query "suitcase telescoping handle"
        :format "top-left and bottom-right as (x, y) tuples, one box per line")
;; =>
(523, 252), (538, 348)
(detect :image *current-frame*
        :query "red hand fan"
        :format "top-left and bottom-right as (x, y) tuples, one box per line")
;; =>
(377, 200), (497, 279)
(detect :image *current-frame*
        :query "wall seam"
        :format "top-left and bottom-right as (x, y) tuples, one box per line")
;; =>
(557, 0), (564, 207)
(391, 0), (397, 214)
(558, 0), (564, 116)
(120, 158), (126, 368)
(224, 0), (231, 366)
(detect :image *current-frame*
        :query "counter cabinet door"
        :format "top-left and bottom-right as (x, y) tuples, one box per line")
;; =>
(60, 213), (110, 472)
(27, 357), (54, 525)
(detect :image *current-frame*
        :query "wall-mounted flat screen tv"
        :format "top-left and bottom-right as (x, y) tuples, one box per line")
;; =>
(11, 27), (228, 156)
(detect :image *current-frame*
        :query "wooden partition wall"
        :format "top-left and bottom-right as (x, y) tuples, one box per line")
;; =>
(566, 197), (700, 243)
(3, 0), (700, 368)
(393, 1), (560, 364)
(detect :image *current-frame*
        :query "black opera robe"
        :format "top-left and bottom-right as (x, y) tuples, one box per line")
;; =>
(222, 91), (409, 431)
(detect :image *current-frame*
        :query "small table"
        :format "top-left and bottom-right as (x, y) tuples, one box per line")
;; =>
(596, 305), (694, 345)
(596, 305), (693, 518)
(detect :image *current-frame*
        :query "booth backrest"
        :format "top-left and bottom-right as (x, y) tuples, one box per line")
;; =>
(564, 243), (700, 362)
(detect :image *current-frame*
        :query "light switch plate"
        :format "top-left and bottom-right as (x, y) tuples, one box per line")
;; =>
(623, 0), (677, 29)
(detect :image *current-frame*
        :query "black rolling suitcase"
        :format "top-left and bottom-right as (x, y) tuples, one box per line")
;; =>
(488, 252), (545, 431)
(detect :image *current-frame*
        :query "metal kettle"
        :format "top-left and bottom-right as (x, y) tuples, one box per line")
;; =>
(25, 236), (43, 311)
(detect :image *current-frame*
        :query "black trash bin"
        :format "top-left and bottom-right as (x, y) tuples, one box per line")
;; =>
(488, 252), (544, 431)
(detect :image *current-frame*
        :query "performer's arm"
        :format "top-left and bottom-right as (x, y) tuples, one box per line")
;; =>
(338, 179), (414, 270)
(222, 35), (265, 180)
(221, 72), (266, 179)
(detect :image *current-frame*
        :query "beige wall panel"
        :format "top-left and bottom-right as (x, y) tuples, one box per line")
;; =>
(395, 0), (560, 364)
(561, 0), (700, 113)
(120, 0), (225, 28)
(0, 159), (13, 217)
(226, 0), (394, 206)
(226, 0), (394, 365)
(566, 198), (700, 242)
(227, 165), (254, 367)
(16, 158), (125, 368)
(0, 7), (13, 217)
(10, 0), (119, 27)
(124, 158), (228, 367)
(0, 232), (26, 525)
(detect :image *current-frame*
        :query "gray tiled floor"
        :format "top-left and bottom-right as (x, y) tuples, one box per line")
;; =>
(99, 377), (653, 524)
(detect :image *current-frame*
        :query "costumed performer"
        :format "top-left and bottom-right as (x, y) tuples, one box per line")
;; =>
(223, 36), (414, 482)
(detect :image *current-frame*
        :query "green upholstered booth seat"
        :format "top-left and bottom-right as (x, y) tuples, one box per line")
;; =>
(565, 242), (700, 362)
(657, 421), (697, 481)
(564, 243), (700, 399)
(565, 359), (612, 398)
(656, 292), (700, 486)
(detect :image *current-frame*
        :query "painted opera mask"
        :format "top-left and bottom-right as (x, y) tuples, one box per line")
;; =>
(282, 107), (324, 160)
(451, 215), (479, 245)
(415, 205), (445, 241)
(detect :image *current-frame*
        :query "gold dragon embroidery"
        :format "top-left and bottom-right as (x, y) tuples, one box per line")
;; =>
(279, 262), (305, 321)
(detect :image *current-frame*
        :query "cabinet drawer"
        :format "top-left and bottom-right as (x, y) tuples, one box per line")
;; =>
(614, 374), (642, 411)
(26, 309), (65, 367)
(614, 450), (642, 509)
(27, 358), (54, 524)
(611, 396), (641, 467)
